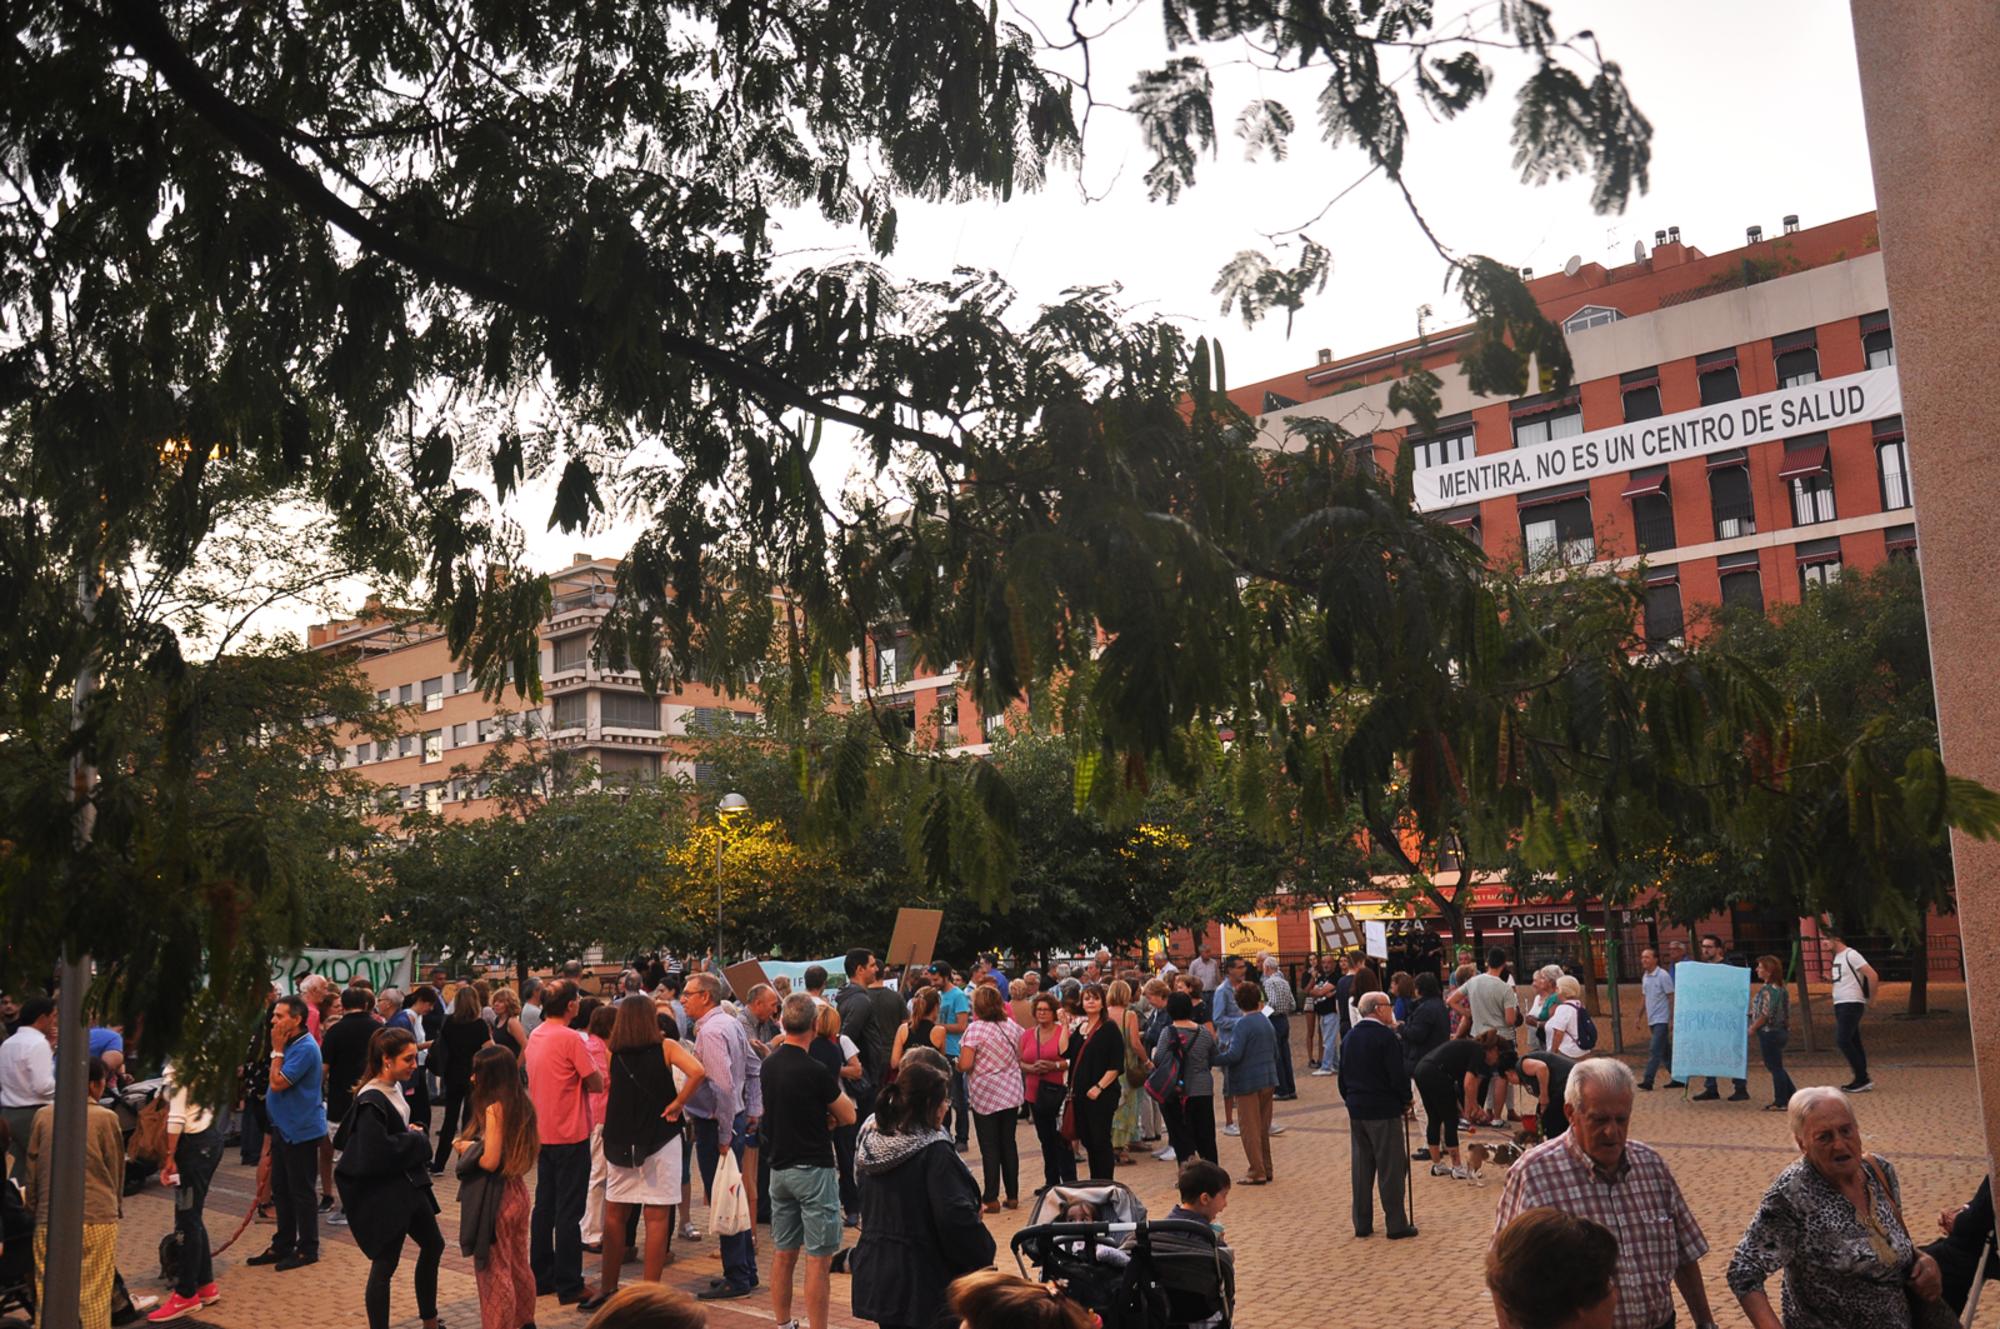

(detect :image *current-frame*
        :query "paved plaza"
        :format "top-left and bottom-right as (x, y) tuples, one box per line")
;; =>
(114, 982), (1998, 1329)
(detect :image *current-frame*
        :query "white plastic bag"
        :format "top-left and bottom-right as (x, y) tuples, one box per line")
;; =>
(711, 1145), (752, 1235)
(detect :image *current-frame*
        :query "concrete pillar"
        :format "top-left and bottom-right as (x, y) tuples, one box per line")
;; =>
(1849, 1), (2000, 1174)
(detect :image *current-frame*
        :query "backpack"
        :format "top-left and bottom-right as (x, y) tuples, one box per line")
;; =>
(1567, 1000), (1599, 1052)
(1145, 1029), (1191, 1106)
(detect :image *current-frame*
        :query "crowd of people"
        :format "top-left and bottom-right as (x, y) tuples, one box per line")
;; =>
(0, 923), (1987, 1329)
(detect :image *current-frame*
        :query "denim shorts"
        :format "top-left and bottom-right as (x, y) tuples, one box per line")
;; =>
(768, 1164), (842, 1256)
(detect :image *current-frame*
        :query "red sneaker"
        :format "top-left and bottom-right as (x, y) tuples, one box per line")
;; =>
(147, 1293), (204, 1323)
(198, 1284), (221, 1306)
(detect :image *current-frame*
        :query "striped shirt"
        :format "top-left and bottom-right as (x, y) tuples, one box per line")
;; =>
(961, 1018), (1026, 1115)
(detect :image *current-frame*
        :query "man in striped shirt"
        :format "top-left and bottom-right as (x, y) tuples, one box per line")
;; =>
(1492, 1058), (1718, 1329)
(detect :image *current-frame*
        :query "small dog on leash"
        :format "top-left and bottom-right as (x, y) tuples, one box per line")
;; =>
(1462, 1141), (1525, 1186)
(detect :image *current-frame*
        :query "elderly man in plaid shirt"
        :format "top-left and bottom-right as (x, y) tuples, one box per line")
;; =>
(1492, 1058), (1720, 1329)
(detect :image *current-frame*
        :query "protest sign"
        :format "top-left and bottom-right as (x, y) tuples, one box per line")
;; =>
(1315, 910), (1364, 954)
(722, 959), (772, 1001)
(1364, 920), (1390, 961)
(271, 946), (417, 995)
(884, 907), (944, 975)
(1670, 960), (1750, 1082)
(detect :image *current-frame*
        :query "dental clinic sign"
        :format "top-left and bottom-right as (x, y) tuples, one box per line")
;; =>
(1412, 367), (1902, 513)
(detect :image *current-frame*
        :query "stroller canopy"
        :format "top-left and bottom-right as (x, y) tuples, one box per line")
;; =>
(1023, 1181), (1148, 1229)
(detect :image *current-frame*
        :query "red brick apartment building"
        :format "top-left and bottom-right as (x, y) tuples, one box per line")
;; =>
(1233, 211), (1908, 645)
(308, 553), (764, 820)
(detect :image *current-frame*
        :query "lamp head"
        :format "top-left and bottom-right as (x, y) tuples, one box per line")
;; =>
(717, 792), (750, 819)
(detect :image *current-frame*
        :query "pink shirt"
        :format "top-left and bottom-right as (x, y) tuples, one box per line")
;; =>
(963, 1018), (1025, 1115)
(524, 1021), (598, 1145)
(1018, 1023), (1065, 1100)
(585, 1034), (610, 1130)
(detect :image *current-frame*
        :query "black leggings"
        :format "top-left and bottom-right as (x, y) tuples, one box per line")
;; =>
(1414, 1070), (1459, 1151)
(432, 1081), (471, 1171)
(1078, 1092), (1119, 1182)
(973, 1109), (1020, 1203)
(366, 1203), (444, 1329)
(1030, 1088), (1075, 1189)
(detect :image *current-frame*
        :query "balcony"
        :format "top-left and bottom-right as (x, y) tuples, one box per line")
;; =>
(1633, 509), (1678, 555)
(1712, 499), (1757, 541)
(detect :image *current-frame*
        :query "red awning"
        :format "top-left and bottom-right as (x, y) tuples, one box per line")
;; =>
(1706, 450), (1748, 471)
(1778, 444), (1830, 480)
(1621, 470), (1669, 499)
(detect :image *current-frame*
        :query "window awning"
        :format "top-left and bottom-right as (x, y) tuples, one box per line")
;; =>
(1717, 550), (1761, 572)
(1516, 481), (1591, 510)
(1778, 443), (1830, 480)
(1706, 449), (1749, 471)
(1697, 349), (1739, 370)
(1795, 537), (1842, 566)
(1619, 370), (1661, 391)
(1773, 328), (1818, 353)
(1861, 310), (1892, 336)
(1643, 566), (1680, 587)
(1873, 415), (1905, 442)
(1621, 468), (1670, 499)
(1433, 504), (1480, 529)
(1510, 394), (1581, 421)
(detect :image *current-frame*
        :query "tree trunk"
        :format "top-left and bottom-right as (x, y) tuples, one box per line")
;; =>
(1907, 928), (1930, 1017)
(517, 953), (530, 992)
(1600, 895), (1625, 1055)
(1793, 937), (1816, 1055)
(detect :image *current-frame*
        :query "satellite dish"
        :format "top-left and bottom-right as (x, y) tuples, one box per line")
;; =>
(1563, 254), (1582, 279)
(1633, 239), (1648, 261)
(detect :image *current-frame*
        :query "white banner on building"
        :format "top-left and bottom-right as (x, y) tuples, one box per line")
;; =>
(1412, 368), (1902, 513)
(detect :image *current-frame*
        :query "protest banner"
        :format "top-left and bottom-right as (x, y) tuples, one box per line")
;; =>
(271, 946), (417, 995)
(1670, 960), (1751, 1082)
(758, 956), (849, 987)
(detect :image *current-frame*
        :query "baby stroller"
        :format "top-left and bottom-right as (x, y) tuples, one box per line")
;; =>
(1012, 1182), (1232, 1329)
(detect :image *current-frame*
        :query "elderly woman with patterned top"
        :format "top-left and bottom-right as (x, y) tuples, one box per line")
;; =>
(1727, 1086), (1946, 1328)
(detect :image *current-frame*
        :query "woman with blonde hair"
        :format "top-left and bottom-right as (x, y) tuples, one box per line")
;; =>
(487, 987), (528, 1057)
(582, 1283), (707, 1329)
(809, 1000), (865, 1226)
(1105, 980), (1146, 1163)
(1543, 975), (1588, 1057)
(455, 1045), (540, 1329)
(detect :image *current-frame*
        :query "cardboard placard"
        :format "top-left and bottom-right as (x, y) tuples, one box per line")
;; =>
(722, 959), (772, 1002)
(1670, 960), (1751, 1082)
(1364, 920), (1390, 961)
(884, 907), (944, 977)
(1315, 910), (1364, 954)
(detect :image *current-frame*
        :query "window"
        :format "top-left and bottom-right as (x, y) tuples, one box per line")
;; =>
(1622, 382), (1662, 423)
(423, 730), (442, 763)
(377, 689), (393, 709)
(1697, 350), (1740, 406)
(477, 717), (500, 743)
(1519, 489), (1594, 568)
(1513, 405), (1583, 449)
(451, 670), (470, 694)
(1643, 580), (1685, 651)
(600, 691), (660, 730)
(1623, 469), (1674, 553)
(982, 712), (1007, 741)
(1862, 311), (1894, 368)
(1875, 417), (1911, 510)
(399, 683), (415, 705)
(1437, 506), (1482, 549)
(936, 688), (960, 749)
(1409, 430), (1473, 471)
(878, 703), (917, 745)
(1707, 454), (1756, 539)
(553, 634), (590, 672)
(355, 742), (373, 764)
(598, 750), (660, 779)
(1781, 437), (1835, 525)
(453, 722), (474, 747)
(1719, 557), (1765, 614)
(423, 783), (444, 815)
(1885, 523), (1918, 563)
(1797, 538), (1843, 593)
(877, 645), (901, 687)
(1773, 331), (1818, 388)
(1562, 305), (1624, 335)
(395, 733), (413, 758)
(553, 693), (589, 730)
(422, 677), (444, 710)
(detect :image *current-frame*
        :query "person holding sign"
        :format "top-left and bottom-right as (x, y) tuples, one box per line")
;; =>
(1690, 937), (1750, 1103)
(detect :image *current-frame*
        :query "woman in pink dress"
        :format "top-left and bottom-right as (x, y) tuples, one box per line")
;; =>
(454, 1045), (539, 1329)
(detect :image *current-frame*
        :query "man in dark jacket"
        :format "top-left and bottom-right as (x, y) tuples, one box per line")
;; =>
(321, 988), (379, 1130)
(1338, 991), (1415, 1240)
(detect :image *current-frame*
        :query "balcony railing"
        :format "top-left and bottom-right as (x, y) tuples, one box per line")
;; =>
(1712, 499), (1757, 541)
(1634, 511), (1678, 554)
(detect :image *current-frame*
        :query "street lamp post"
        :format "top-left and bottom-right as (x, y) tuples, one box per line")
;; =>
(714, 792), (749, 963)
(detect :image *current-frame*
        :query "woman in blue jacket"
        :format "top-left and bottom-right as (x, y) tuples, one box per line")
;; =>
(1210, 982), (1278, 1185)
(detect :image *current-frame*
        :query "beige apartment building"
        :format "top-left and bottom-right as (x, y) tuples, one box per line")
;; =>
(309, 553), (762, 820)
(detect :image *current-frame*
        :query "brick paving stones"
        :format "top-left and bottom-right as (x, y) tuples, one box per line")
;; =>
(112, 983), (1999, 1328)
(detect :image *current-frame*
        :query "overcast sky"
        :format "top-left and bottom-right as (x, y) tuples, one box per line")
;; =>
(316, 0), (1884, 631)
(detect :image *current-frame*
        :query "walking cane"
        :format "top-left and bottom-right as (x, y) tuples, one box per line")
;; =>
(1402, 1108), (1415, 1225)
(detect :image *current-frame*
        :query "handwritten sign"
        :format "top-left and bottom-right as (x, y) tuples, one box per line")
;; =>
(270, 946), (417, 995)
(1364, 920), (1390, 961)
(1670, 960), (1750, 1082)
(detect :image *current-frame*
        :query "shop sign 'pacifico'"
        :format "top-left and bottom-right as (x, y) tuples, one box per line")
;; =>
(1410, 367), (1902, 513)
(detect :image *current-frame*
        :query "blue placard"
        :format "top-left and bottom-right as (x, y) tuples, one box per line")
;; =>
(1670, 961), (1750, 1081)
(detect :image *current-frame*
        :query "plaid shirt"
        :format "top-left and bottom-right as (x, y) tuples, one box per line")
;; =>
(1494, 1133), (1708, 1329)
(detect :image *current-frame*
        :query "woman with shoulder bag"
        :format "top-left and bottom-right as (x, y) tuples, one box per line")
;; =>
(1105, 981), (1146, 1164)
(1150, 992), (1218, 1166)
(334, 1027), (445, 1329)
(582, 996), (708, 1310)
(1066, 985), (1124, 1181)
(1017, 995), (1074, 1190)
(431, 986), (491, 1174)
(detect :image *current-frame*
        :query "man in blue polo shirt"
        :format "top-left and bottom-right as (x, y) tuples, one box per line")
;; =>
(246, 995), (328, 1271)
(933, 965), (972, 1151)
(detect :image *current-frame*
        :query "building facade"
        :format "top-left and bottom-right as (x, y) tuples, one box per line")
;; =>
(1232, 211), (1909, 642)
(308, 553), (761, 820)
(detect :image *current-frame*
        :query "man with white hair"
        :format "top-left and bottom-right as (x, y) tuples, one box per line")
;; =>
(1494, 1058), (1718, 1329)
(1339, 991), (1415, 1239)
(1259, 957), (1298, 1101)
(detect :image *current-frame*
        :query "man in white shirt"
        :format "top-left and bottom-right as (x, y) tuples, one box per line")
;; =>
(0, 997), (56, 1181)
(1828, 932), (1878, 1093)
(1187, 942), (1221, 999)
